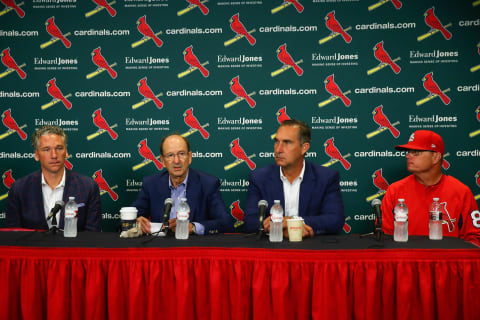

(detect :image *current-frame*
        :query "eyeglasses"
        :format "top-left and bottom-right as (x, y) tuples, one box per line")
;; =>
(163, 151), (188, 161)
(406, 150), (432, 156)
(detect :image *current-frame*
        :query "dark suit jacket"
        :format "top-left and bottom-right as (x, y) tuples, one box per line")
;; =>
(6, 170), (102, 231)
(132, 168), (233, 234)
(244, 161), (345, 235)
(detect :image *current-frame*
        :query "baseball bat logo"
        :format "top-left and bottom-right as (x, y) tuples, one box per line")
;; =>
(86, 0), (116, 18)
(271, 0), (304, 14)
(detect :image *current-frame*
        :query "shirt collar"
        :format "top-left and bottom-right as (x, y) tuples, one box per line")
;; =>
(279, 160), (305, 183)
(169, 170), (189, 190)
(41, 168), (66, 189)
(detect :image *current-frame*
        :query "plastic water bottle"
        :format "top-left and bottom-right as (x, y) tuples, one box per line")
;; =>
(64, 196), (78, 237)
(429, 197), (443, 240)
(269, 200), (283, 242)
(393, 198), (408, 242)
(175, 197), (190, 240)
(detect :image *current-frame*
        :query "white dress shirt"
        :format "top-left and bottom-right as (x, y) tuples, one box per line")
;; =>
(280, 160), (305, 217)
(42, 169), (66, 228)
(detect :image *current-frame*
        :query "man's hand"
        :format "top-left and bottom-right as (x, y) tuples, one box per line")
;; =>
(136, 216), (151, 234)
(263, 216), (271, 232)
(168, 218), (177, 232)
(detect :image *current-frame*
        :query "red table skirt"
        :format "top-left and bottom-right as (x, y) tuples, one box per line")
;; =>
(1, 246), (479, 320)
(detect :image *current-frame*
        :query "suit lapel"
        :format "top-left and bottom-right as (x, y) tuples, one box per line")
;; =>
(186, 169), (200, 219)
(269, 166), (285, 208)
(299, 161), (314, 217)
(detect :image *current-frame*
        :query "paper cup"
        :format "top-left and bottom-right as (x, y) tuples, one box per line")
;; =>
(287, 217), (304, 242)
(120, 207), (138, 231)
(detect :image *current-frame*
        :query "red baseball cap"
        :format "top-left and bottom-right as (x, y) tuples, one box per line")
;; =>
(395, 130), (445, 154)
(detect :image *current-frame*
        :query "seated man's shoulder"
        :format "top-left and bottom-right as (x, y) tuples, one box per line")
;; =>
(10, 170), (41, 190)
(141, 171), (168, 185)
(308, 161), (338, 178)
(191, 168), (220, 185)
(250, 163), (277, 178)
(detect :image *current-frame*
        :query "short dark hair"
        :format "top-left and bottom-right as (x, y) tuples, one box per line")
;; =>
(32, 125), (67, 150)
(279, 119), (311, 145)
(159, 134), (191, 156)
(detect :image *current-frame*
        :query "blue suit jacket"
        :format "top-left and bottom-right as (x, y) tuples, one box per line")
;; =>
(244, 161), (345, 235)
(132, 168), (233, 234)
(6, 170), (102, 231)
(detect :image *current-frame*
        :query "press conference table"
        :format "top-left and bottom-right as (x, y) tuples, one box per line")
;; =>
(1, 231), (479, 320)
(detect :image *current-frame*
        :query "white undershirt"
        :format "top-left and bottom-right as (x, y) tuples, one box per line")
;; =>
(42, 169), (66, 228)
(280, 160), (305, 217)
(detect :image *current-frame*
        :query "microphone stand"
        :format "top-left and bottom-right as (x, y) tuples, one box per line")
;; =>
(47, 213), (59, 235)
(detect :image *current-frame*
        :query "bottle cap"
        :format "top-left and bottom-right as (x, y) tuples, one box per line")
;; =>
(433, 197), (439, 201)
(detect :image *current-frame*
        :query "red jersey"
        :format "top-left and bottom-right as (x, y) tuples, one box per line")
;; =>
(381, 174), (480, 244)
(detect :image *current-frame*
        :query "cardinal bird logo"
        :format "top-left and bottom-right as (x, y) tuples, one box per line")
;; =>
(2, 109), (27, 140)
(138, 138), (163, 171)
(373, 41), (400, 74)
(324, 74), (351, 107)
(276, 106), (291, 124)
(424, 7), (451, 40)
(1, 48), (26, 79)
(276, 43), (303, 76)
(422, 72), (450, 105)
(183, 46), (209, 78)
(93, 169), (118, 201)
(45, 17), (71, 48)
(1, 0), (25, 18)
(476, 106), (480, 123)
(136, 16), (163, 48)
(372, 105), (400, 138)
(185, 0), (209, 15)
(324, 137), (351, 170)
(272, 0), (304, 14)
(92, 108), (118, 140)
(183, 107), (209, 139)
(2, 169), (14, 189)
(372, 169), (389, 192)
(137, 77), (163, 109)
(440, 202), (456, 233)
(475, 170), (480, 188)
(229, 138), (256, 170)
(91, 47), (117, 79)
(229, 76), (256, 108)
(368, 0), (402, 11)
(229, 13), (256, 46)
(230, 200), (245, 226)
(325, 11), (352, 44)
(91, 0), (116, 17)
(64, 158), (73, 170)
(47, 78), (72, 110)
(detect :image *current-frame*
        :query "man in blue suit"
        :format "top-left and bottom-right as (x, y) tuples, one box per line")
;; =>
(134, 134), (232, 235)
(6, 126), (102, 231)
(245, 120), (345, 238)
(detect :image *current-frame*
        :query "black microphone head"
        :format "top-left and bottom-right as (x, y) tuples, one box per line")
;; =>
(371, 198), (382, 207)
(164, 198), (174, 206)
(258, 200), (268, 208)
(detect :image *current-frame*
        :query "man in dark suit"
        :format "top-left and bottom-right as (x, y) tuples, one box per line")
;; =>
(244, 120), (345, 238)
(134, 134), (232, 235)
(6, 126), (102, 231)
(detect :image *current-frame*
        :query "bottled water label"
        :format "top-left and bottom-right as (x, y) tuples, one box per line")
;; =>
(271, 213), (283, 223)
(395, 212), (407, 222)
(65, 209), (76, 218)
(429, 211), (441, 221)
(177, 211), (189, 221)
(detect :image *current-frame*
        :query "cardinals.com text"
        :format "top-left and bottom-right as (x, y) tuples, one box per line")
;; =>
(0, 91), (40, 98)
(75, 152), (131, 159)
(191, 151), (223, 158)
(0, 30), (39, 37)
(74, 29), (130, 37)
(356, 22), (416, 30)
(259, 25), (318, 33)
(75, 90), (131, 98)
(354, 150), (405, 158)
(0, 152), (35, 159)
(165, 27), (223, 35)
(355, 87), (415, 94)
(259, 88), (317, 96)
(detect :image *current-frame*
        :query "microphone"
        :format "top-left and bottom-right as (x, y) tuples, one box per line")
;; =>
(47, 200), (65, 221)
(162, 198), (174, 234)
(371, 198), (383, 241)
(257, 200), (268, 239)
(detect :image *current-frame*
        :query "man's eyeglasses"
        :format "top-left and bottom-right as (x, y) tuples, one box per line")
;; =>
(163, 151), (188, 161)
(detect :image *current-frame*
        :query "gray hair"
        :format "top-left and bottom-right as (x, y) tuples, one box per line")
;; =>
(32, 125), (67, 150)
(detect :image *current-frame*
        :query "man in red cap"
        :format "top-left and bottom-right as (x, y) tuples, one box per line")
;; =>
(381, 130), (480, 243)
